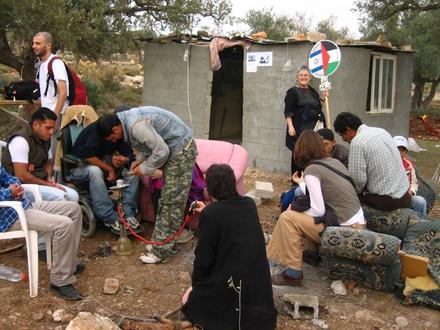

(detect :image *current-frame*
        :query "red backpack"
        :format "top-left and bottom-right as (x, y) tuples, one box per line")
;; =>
(41, 56), (88, 105)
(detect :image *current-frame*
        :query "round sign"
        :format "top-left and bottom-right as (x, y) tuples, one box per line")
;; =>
(308, 40), (341, 78)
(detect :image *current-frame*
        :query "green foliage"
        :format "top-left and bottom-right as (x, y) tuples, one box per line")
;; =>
(0, 0), (232, 77)
(82, 77), (104, 110)
(316, 16), (349, 41)
(81, 64), (142, 112)
(241, 7), (311, 40)
(241, 8), (350, 41)
(355, 0), (440, 21)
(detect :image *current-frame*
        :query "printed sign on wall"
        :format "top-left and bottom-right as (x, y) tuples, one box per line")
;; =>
(246, 52), (273, 72)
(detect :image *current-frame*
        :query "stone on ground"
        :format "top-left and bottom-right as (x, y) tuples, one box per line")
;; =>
(355, 309), (372, 322)
(255, 181), (274, 199)
(395, 316), (409, 328)
(66, 312), (120, 330)
(103, 278), (120, 294)
(330, 280), (347, 295)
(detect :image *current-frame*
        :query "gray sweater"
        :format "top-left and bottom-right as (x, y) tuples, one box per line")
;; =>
(305, 157), (361, 223)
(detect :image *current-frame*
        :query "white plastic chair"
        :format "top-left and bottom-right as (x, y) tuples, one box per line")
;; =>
(0, 184), (51, 297)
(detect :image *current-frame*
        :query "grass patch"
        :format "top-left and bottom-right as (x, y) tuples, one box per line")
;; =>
(78, 63), (142, 113)
(409, 139), (440, 188)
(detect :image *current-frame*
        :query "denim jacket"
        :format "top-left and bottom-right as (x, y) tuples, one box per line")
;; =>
(116, 106), (193, 175)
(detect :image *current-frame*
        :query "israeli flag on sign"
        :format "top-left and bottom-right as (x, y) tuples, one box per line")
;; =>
(308, 40), (341, 78)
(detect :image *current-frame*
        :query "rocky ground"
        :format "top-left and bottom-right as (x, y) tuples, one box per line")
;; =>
(0, 119), (440, 329)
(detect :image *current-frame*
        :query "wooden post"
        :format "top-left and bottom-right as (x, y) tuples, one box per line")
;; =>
(324, 96), (331, 129)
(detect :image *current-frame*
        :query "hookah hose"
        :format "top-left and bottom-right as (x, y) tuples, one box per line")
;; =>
(116, 201), (196, 246)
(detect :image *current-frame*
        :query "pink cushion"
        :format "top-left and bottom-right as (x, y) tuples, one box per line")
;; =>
(195, 139), (248, 195)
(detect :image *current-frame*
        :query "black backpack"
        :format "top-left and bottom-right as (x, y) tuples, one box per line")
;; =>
(4, 80), (40, 101)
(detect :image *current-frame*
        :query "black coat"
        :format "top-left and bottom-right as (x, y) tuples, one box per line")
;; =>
(183, 196), (277, 330)
(284, 86), (325, 150)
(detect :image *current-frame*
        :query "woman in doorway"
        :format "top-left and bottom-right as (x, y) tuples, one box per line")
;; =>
(268, 130), (365, 286)
(284, 65), (326, 174)
(182, 164), (277, 330)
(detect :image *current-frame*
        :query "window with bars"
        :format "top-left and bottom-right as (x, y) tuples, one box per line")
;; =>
(366, 53), (397, 113)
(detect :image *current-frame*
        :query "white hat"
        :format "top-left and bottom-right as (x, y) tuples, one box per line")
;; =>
(393, 135), (408, 149)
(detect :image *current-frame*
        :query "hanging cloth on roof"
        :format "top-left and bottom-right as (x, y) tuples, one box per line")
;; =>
(209, 37), (250, 71)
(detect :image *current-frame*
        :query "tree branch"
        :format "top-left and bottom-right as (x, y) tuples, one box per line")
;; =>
(374, 0), (440, 20)
(0, 29), (24, 72)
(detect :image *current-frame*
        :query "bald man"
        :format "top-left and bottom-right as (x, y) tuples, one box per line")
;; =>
(33, 31), (69, 118)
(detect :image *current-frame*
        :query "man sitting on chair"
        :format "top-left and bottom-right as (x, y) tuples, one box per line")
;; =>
(0, 166), (83, 300)
(1, 107), (78, 202)
(71, 120), (140, 233)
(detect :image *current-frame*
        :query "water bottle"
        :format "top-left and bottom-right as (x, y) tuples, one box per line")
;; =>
(0, 264), (28, 282)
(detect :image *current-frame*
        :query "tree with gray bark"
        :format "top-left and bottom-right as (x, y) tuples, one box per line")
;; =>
(0, 0), (232, 79)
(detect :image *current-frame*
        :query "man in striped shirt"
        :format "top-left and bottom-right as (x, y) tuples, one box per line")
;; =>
(333, 112), (411, 211)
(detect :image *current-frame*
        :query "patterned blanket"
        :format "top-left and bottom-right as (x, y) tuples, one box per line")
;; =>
(321, 227), (401, 265)
(321, 227), (401, 292)
(326, 206), (440, 308)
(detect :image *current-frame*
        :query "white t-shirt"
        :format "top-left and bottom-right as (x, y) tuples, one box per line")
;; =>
(38, 54), (69, 114)
(8, 136), (52, 163)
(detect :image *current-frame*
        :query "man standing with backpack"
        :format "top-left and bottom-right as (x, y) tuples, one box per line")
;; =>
(32, 31), (87, 181)
(32, 32), (69, 119)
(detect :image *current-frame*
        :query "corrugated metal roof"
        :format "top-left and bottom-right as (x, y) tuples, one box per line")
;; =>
(140, 34), (413, 53)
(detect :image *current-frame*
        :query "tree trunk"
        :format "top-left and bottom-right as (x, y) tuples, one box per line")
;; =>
(422, 77), (440, 108)
(0, 29), (36, 80)
(0, 30), (23, 72)
(21, 53), (37, 80)
(412, 78), (425, 110)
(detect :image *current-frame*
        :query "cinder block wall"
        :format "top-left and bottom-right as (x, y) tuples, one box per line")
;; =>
(142, 43), (213, 139)
(142, 42), (413, 174)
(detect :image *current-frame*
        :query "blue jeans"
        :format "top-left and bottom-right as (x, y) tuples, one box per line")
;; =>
(25, 184), (79, 202)
(410, 195), (427, 216)
(72, 165), (139, 224)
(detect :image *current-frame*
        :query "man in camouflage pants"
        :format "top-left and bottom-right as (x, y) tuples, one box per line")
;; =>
(97, 106), (197, 263)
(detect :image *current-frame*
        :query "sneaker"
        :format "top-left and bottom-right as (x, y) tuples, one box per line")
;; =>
(126, 216), (140, 229)
(104, 221), (121, 233)
(177, 229), (193, 244)
(271, 271), (303, 286)
(139, 252), (163, 264)
(50, 284), (83, 301)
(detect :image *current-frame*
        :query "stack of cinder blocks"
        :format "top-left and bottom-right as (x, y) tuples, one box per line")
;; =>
(245, 181), (274, 206)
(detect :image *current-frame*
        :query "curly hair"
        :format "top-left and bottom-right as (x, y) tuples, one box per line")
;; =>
(293, 130), (326, 168)
(205, 164), (238, 200)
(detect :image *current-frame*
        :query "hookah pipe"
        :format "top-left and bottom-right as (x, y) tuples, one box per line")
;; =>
(117, 200), (198, 246)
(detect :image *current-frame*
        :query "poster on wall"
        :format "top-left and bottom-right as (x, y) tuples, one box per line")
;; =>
(246, 52), (273, 72)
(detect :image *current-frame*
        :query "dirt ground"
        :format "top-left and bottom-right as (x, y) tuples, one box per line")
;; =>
(1, 118), (440, 330)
